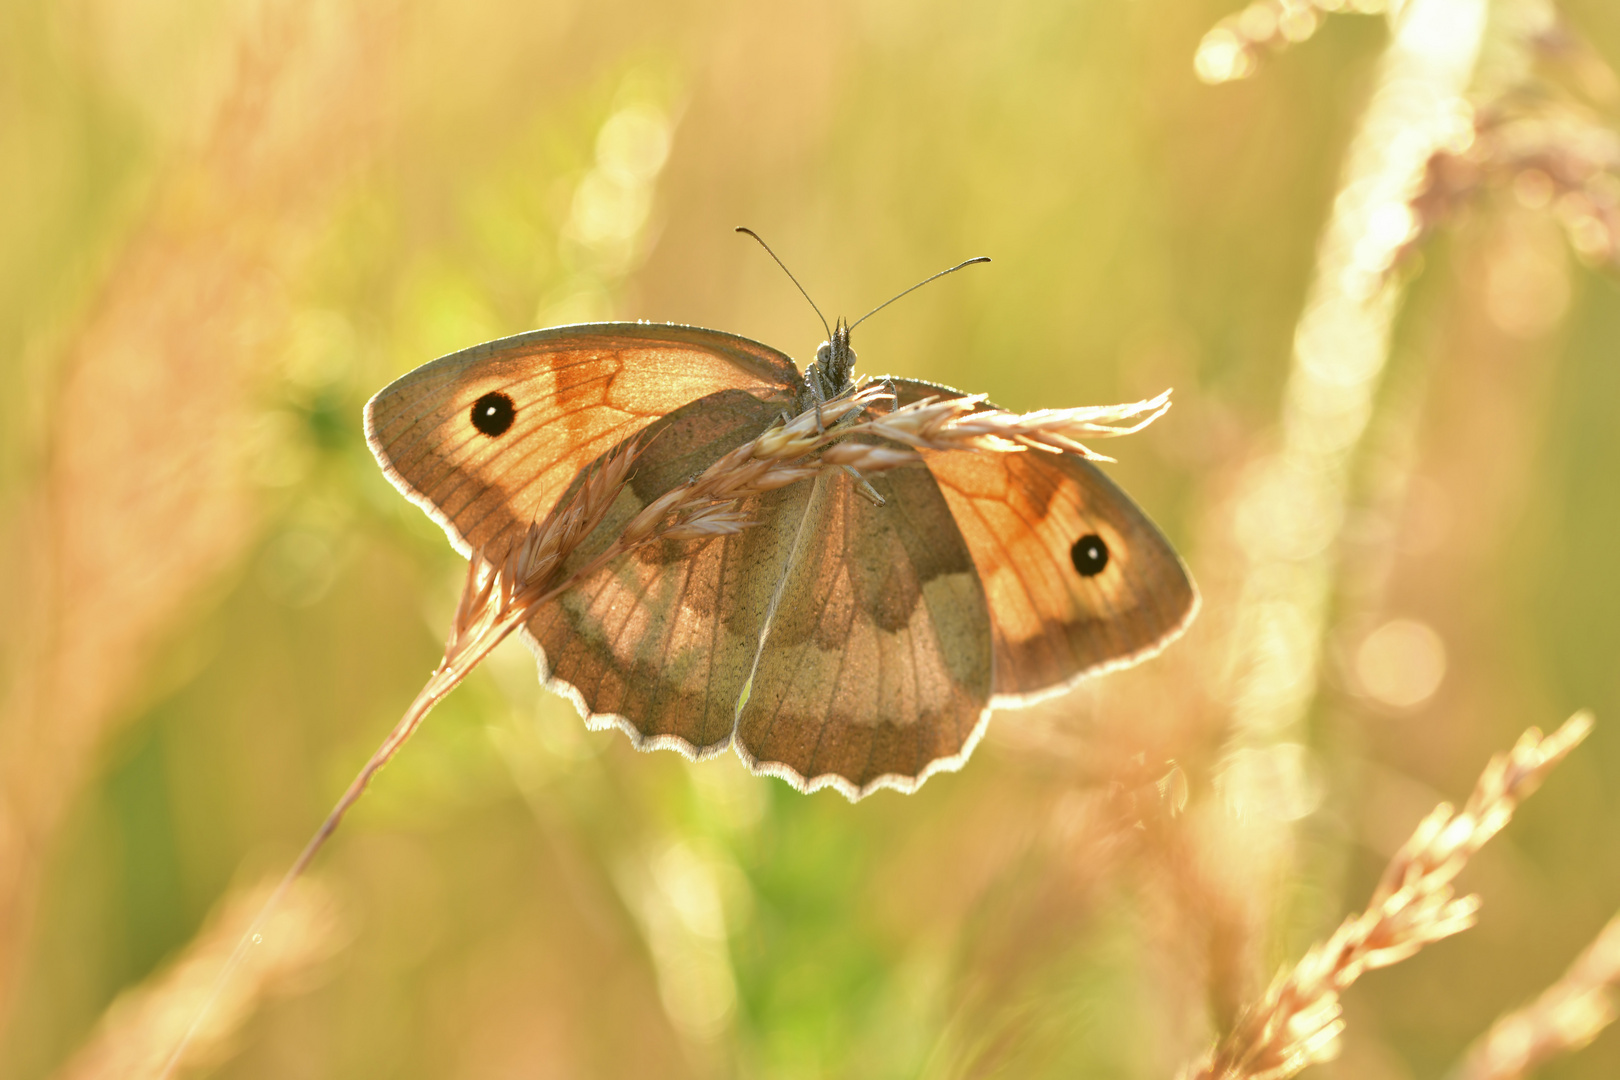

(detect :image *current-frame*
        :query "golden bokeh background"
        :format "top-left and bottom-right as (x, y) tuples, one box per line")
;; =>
(2, 0), (1618, 1077)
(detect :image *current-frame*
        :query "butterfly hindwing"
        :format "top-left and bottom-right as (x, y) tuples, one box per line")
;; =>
(734, 464), (994, 796)
(889, 379), (1198, 706)
(364, 323), (800, 560)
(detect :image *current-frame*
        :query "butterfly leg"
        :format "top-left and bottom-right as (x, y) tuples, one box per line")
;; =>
(841, 465), (886, 507)
(801, 366), (832, 434)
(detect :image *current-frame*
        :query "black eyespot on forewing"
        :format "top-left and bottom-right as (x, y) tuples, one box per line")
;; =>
(1070, 533), (1108, 577)
(471, 392), (516, 437)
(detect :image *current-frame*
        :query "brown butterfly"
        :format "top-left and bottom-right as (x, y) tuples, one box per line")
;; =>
(365, 256), (1197, 799)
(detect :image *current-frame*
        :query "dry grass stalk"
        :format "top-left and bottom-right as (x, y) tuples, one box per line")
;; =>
(55, 874), (343, 1080)
(1178, 711), (1595, 1080)
(750, 382), (1172, 467)
(1452, 908), (1620, 1080)
(847, 387), (1171, 461)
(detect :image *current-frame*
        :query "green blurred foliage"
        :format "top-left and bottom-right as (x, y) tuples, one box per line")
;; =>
(1, 1), (1618, 1078)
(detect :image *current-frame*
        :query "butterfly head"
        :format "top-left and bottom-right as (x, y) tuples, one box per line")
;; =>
(807, 317), (857, 403)
(733, 225), (987, 409)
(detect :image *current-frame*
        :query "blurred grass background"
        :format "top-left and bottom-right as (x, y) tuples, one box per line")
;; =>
(1, 0), (1617, 1077)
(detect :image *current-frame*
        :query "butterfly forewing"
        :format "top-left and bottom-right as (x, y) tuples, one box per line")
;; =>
(890, 379), (1198, 706)
(364, 324), (799, 559)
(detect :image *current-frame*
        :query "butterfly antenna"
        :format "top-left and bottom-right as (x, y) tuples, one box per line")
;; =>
(735, 226), (831, 339)
(849, 256), (991, 331)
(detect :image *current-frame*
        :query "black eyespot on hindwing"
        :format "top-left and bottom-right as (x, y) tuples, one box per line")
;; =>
(1070, 533), (1109, 577)
(470, 392), (516, 437)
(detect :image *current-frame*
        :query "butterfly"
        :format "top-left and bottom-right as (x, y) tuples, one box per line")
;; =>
(365, 273), (1197, 799)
